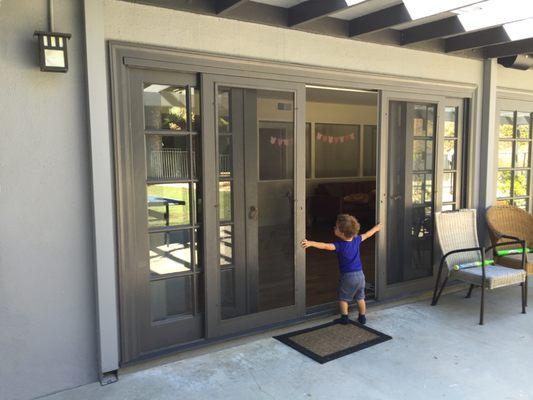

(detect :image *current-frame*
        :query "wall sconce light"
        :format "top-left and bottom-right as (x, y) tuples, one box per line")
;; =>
(34, 31), (71, 72)
(34, 0), (71, 73)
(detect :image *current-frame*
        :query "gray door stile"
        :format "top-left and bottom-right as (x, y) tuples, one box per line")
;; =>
(243, 88), (260, 314)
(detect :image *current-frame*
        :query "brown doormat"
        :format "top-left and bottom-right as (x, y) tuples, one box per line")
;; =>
(274, 321), (392, 364)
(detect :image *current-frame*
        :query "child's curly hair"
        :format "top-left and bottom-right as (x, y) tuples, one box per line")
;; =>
(336, 214), (360, 238)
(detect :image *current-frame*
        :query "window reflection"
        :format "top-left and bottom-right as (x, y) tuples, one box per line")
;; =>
(413, 139), (433, 171)
(219, 181), (232, 222)
(143, 84), (200, 131)
(517, 112), (531, 139)
(149, 230), (192, 277)
(219, 135), (233, 177)
(497, 110), (532, 208)
(444, 107), (458, 137)
(150, 276), (193, 321)
(497, 171), (512, 198)
(499, 111), (514, 138)
(147, 183), (190, 227)
(516, 141), (530, 168)
(443, 173), (455, 203)
(220, 225), (233, 266)
(146, 135), (190, 180)
(218, 89), (231, 134)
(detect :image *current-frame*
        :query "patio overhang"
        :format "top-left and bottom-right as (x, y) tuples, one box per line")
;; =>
(123, 0), (533, 67)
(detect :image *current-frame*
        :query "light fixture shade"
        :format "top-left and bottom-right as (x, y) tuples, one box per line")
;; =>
(34, 31), (72, 72)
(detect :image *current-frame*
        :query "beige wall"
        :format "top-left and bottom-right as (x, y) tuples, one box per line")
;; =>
(103, 1), (533, 96)
(497, 64), (533, 91)
(258, 98), (377, 125)
(104, 0), (484, 86)
(307, 102), (377, 125)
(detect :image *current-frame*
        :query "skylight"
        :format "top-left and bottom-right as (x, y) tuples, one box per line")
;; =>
(454, 0), (533, 31)
(504, 18), (533, 41)
(402, 0), (479, 20)
(345, 0), (365, 6)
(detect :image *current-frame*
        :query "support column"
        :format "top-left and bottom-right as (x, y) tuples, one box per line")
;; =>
(83, 0), (120, 382)
(478, 59), (498, 242)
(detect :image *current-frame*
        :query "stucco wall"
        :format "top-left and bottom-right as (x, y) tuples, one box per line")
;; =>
(497, 64), (533, 91)
(104, 0), (485, 86)
(0, 1), (97, 399)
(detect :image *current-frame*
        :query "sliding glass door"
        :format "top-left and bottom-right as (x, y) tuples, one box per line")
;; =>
(377, 92), (467, 299)
(202, 75), (306, 337)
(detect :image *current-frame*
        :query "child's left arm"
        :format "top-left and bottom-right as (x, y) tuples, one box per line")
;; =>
(361, 223), (383, 242)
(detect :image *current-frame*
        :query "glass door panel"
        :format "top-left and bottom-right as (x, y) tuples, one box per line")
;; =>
(123, 69), (204, 361)
(441, 100), (464, 211)
(217, 87), (295, 319)
(386, 101), (437, 285)
(378, 93), (468, 300)
(204, 75), (305, 337)
(496, 105), (532, 211)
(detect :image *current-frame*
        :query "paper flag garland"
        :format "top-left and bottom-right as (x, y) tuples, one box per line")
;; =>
(315, 132), (357, 144)
(268, 132), (357, 147)
(269, 136), (294, 147)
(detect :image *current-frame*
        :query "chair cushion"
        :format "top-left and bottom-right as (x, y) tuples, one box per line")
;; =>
(453, 265), (526, 289)
(497, 253), (533, 274)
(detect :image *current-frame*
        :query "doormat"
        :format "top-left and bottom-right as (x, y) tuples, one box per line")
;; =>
(274, 320), (392, 364)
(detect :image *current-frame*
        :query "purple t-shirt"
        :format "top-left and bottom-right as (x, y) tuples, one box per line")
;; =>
(333, 235), (363, 273)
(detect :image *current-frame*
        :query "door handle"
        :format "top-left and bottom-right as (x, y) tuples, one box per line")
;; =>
(249, 206), (258, 220)
(389, 194), (401, 201)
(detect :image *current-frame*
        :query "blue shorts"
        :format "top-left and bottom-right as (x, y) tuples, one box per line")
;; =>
(338, 271), (366, 302)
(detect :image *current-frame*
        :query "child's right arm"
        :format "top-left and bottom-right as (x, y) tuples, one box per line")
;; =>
(301, 239), (336, 251)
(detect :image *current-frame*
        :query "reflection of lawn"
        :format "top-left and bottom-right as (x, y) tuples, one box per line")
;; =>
(148, 184), (191, 226)
(147, 183), (233, 226)
(219, 182), (232, 222)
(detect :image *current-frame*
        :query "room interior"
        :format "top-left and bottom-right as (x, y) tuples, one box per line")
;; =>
(305, 86), (378, 308)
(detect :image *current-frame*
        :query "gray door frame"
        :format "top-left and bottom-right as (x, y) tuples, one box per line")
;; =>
(202, 74), (306, 338)
(108, 42), (478, 366)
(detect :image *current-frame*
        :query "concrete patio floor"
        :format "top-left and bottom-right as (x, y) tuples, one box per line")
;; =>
(43, 285), (533, 400)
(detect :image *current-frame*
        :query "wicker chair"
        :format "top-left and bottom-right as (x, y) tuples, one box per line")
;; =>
(431, 209), (527, 325)
(485, 205), (533, 274)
